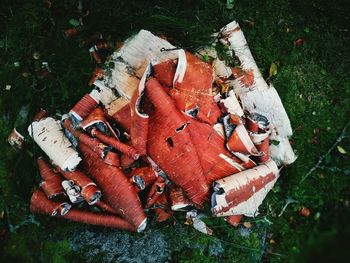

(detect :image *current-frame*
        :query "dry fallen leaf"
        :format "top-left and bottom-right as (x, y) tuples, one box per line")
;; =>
(337, 145), (346, 154)
(294, 38), (305, 46)
(269, 62), (278, 77)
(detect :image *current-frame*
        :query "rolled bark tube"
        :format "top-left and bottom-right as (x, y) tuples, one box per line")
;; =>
(62, 118), (109, 159)
(28, 117), (81, 171)
(212, 159), (279, 217)
(69, 94), (99, 122)
(58, 168), (101, 205)
(80, 143), (147, 232)
(30, 190), (71, 216)
(63, 208), (136, 231)
(91, 128), (139, 160)
(37, 157), (58, 180)
(226, 124), (258, 155)
(40, 176), (65, 199)
(30, 190), (136, 231)
(145, 77), (209, 207)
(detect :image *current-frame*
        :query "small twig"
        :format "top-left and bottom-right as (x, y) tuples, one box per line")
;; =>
(278, 197), (298, 217)
(301, 119), (350, 182)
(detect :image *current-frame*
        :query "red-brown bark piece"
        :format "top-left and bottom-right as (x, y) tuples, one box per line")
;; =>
(168, 185), (192, 211)
(145, 77), (209, 207)
(95, 200), (119, 215)
(186, 117), (245, 184)
(70, 94), (98, 121)
(226, 124), (258, 155)
(30, 190), (135, 231)
(145, 176), (167, 208)
(92, 128), (139, 160)
(37, 158), (65, 199)
(30, 190), (71, 216)
(37, 157), (59, 180)
(112, 103), (132, 132)
(169, 52), (221, 125)
(154, 194), (174, 222)
(58, 168), (101, 205)
(80, 143), (147, 231)
(129, 90), (149, 156)
(153, 59), (177, 87)
(81, 107), (107, 130)
(40, 176), (65, 199)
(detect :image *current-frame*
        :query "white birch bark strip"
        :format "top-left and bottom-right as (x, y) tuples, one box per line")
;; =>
(219, 21), (296, 165)
(28, 117), (81, 171)
(106, 30), (178, 100)
(212, 159), (279, 217)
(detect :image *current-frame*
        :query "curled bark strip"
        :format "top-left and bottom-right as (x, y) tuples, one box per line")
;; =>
(219, 90), (244, 117)
(168, 185), (192, 211)
(212, 159), (279, 217)
(145, 78), (209, 207)
(91, 128), (139, 160)
(81, 107), (108, 131)
(219, 21), (295, 165)
(69, 94), (98, 122)
(58, 168), (101, 205)
(169, 51), (221, 125)
(30, 190), (71, 216)
(28, 117), (81, 171)
(226, 124), (258, 155)
(129, 167), (157, 191)
(80, 143), (147, 232)
(253, 137), (270, 164)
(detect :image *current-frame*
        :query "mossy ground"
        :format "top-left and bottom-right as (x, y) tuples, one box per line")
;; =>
(0, 0), (349, 262)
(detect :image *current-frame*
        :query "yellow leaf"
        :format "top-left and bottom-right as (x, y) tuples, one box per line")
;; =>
(269, 62), (278, 77)
(337, 145), (346, 154)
